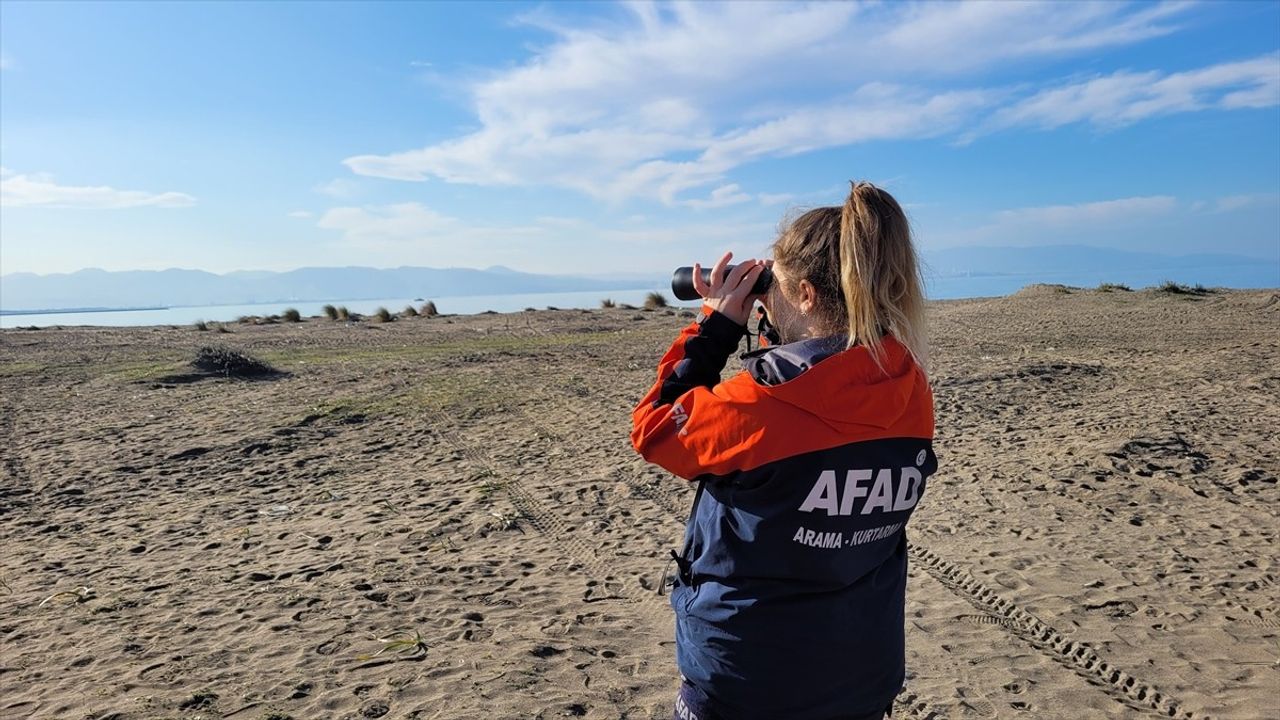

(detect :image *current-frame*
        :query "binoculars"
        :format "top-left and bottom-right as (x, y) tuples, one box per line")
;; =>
(671, 264), (774, 301)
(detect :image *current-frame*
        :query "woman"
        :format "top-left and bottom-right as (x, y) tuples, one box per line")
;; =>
(631, 181), (936, 720)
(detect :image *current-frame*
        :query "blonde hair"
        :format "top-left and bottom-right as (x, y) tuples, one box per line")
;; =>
(770, 181), (928, 372)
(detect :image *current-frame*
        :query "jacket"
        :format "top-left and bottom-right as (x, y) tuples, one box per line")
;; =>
(631, 305), (936, 720)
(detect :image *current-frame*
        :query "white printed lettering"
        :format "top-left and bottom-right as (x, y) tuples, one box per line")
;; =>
(893, 466), (921, 511)
(862, 468), (895, 514)
(839, 469), (873, 515)
(798, 470), (840, 515)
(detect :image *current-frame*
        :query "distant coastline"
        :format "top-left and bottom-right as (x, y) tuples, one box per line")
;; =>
(0, 305), (169, 316)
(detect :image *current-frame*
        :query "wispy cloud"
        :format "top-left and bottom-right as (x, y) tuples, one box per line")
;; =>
(991, 195), (1179, 228)
(313, 178), (360, 199)
(342, 1), (1213, 204)
(1210, 192), (1280, 213)
(0, 171), (195, 209)
(931, 191), (1279, 249)
(287, 210), (313, 219)
(979, 53), (1280, 134)
(682, 184), (752, 210)
(317, 202), (464, 242)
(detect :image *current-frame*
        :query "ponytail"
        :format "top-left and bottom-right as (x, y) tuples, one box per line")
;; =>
(838, 181), (928, 372)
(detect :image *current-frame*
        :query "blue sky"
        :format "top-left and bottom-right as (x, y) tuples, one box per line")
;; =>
(1, 0), (1278, 277)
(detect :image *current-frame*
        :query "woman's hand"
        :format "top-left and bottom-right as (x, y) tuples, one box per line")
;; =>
(692, 251), (769, 326)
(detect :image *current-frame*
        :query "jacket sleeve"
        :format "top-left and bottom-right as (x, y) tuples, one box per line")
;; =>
(631, 305), (766, 480)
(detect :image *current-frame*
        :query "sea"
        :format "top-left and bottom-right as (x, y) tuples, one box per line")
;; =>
(1, 265), (1276, 329)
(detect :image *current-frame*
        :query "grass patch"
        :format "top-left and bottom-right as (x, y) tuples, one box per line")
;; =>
(1097, 282), (1131, 292)
(357, 629), (429, 661)
(0, 362), (46, 377)
(600, 298), (616, 308)
(105, 358), (190, 382)
(283, 308), (302, 323)
(192, 346), (280, 378)
(374, 307), (393, 323)
(1154, 280), (1213, 295)
(420, 300), (438, 317)
(337, 306), (351, 321)
(322, 304), (339, 320)
(402, 305), (419, 318)
(644, 291), (668, 309)
(193, 319), (209, 331)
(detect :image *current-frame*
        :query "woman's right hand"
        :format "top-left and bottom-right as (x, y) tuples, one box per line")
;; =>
(692, 251), (768, 327)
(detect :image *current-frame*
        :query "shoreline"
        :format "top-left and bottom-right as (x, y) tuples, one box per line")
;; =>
(2, 281), (1272, 331)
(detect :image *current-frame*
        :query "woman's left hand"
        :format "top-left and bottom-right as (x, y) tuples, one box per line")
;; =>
(692, 251), (768, 326)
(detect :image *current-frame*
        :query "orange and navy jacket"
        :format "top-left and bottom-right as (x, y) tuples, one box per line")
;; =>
(631, 306), (936, 720)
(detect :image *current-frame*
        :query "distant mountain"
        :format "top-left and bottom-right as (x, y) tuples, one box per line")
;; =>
(0, 265), (665, 312)
(922, 244), (1268, 277)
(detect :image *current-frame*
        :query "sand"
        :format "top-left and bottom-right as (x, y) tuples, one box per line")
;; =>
(0, 288), (1276, 720)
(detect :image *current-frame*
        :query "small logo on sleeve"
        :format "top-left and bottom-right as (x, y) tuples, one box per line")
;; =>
(670, 401), (689, 437)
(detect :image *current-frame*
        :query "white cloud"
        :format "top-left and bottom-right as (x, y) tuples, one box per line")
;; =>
(1211, 193), (1280, 213)
(983, 53), (1280, 133)
(287, 210), (313, 219)
(758, 192), (796, 207)
(0, 171), (195, 209)
(682, 184), (752, 210)
(317, 203), (461, 242)
(344, 1), (1200, 204)
(314, 178), (360, 198)
(991, 195), (1178, 228)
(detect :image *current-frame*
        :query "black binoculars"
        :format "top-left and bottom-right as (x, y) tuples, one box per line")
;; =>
(671, 264), (774, 301)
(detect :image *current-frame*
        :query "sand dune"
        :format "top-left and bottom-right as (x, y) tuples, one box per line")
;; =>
(1, 288), (1276, 719)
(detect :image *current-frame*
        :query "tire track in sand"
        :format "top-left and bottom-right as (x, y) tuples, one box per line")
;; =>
(418, 399), (668, 612)
(909, 544), (1209, 720)
(0, 397), (35, 518)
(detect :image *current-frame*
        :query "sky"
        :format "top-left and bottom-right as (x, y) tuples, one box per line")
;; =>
(1, 0), (1278, 278)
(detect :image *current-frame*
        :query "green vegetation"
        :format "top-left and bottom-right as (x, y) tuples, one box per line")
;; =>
(357, 628), (429, 661)
(644, 291), (668, 309)
(282, 308), (302, 322)
(193, 320), (209, 331)
(374, 307), (394, 322)
(193, 346), (279, 378)
(1097, 282), (1131, 292)
(1154, 280), (1213, 295)
(402, 305), (419, 318)
(322, 304), (339, 320)
(336, 306), (351, 321)
(0, 362), (44, 377)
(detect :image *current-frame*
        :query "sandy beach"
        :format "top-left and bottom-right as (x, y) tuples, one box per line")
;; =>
(1, 287), (1276, 720)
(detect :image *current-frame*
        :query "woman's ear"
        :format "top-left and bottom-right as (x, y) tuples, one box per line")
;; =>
(798, 279), (817, 315)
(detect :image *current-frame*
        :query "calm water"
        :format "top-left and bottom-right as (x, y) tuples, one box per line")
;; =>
(2, 265), (1276, 328)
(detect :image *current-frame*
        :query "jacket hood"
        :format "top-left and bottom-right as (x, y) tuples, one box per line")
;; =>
(740, 333), (922, 431)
